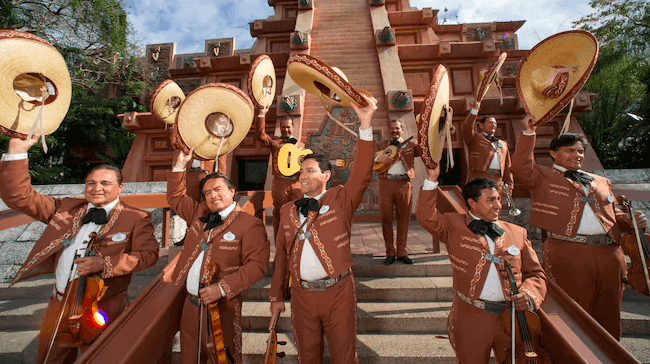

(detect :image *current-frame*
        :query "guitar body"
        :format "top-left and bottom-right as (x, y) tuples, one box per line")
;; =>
(373, 145), (399, 173)
(277, 143), (313, 176)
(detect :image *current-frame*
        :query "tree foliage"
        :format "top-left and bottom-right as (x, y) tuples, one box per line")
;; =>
(1, 0), (151, 183)
(574, 0), (650, 168)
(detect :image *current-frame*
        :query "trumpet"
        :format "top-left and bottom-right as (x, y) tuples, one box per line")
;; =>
(502, 183), (521, 217)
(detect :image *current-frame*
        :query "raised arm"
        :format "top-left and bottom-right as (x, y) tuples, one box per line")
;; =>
(511, 116), (541, 190)
(254, 107), (278, 149)
(167, 148), (200, 222)
(415, 163), (453, 243)
(461, 102), (480, 146)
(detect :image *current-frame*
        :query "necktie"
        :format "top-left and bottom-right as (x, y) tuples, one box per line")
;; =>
(283, 136), (298, 145)
(564, 170), (594, 187)
(468, 219), (505, 241)
(486, 134), (499, 143)
(390, 139), (400, 146)
(295, 197), (319, 217)
(81, 207), (108, 225)
(199, 212), (223, 230)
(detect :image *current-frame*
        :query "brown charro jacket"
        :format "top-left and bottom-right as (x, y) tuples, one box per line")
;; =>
(255, 115), (306, 178)
(375, 139), (421, 179)
(462, 113), (513, 186)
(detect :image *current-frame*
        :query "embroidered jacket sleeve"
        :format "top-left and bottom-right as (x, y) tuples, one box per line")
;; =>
(511, 132), (542, 190)
(0, 159), (59, 223)
(167, 170), (200, 223)
(255, 115), (281, 150)
(461, 113), (480, 147)
(219, 216), (270, 300)
(269, 207), (289, 302)
(503, 143), (514, 188)
(101, 209), (159, 278)
(415, 187), (453, 243)
(340, 138), (375, 217)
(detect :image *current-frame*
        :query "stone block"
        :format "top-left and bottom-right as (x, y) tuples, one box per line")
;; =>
(0, 264), (20, 283)
(16, 222), (46, 242)
(0, 225), (28, 243)
(0, 242), (34, 265)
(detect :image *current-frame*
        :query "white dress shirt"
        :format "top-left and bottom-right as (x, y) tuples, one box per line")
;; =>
(186, 201), (236, 296)
(482, 133), (501, 170)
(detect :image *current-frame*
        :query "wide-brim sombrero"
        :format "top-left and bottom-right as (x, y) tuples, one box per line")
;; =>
(418, 65), (450, 169)
(287, 53), (369, 107)
(172, 82), (254, 161)
(248, 54), (276, 108)
(0, 30), (71, 138)
(516, 30), (598, 126)
(476, 52), (507, 102)
(150, 79), (185, 124)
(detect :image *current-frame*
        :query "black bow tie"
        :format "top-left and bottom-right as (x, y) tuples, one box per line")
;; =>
(82, 207), (108, 225)
(564, 170), (594, 187)
(485, 134), (499, 143)
(390, 139), (400, 146)
(199, 212), (223, 230)
(295, 197), (319, 217)
(283, 136), (297, 145)
(468, 219), (504, 241)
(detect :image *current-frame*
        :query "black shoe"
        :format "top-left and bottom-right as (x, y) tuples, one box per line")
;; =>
(384, 256), (396, 265)
(397, 255), (414, 264)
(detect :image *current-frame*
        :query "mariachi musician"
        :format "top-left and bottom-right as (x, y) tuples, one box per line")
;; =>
(255, 106), (305, 238)
(0, 136), (160, 364)
(462, 100), (514, 195)
(416, 162), (547, 364)
(374, 119), (421, 265)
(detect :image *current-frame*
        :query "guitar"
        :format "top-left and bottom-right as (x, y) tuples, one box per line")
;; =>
(277, 143), (346, 176)
(263, 310), (286, 364)
(373, 136), (414, 174)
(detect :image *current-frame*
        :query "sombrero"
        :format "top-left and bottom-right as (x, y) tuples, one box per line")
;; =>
(248, 54), (276, 108)
(171, 82), (254, 161)
(287, 53), (369, 107)
(516, 30), (598, 126)
(0, 30), (71, 141)
(150, 79), (185, 124)
(418, 65), (452, 169)
(476, 52), (507, 103)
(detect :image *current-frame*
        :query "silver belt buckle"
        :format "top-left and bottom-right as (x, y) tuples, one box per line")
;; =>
(298, 231), (312, 240)
(303, 279), (327, 291)
(474, 300), (486, 310)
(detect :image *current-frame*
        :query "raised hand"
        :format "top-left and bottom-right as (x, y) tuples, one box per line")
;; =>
(7, 135), (39, 154)
(426, 162), (440, 182)
(172, 148), (194, 170)
(350, 93), (378, 130)
(522, 115), (536, 134)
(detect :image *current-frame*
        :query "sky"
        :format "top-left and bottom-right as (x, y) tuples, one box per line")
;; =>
(125, 0), (596, 55)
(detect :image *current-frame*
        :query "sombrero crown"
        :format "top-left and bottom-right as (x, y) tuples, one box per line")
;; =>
(516, 30), (598, 126)
(0, 30), (71, 139)
(287, 53), (369, 107)
(172, 82), (254, 161)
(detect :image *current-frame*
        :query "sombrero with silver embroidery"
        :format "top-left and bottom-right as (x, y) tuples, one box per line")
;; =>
(150, 79), (185, 124)
(0, 30), (72, 152)
(248, 54), (276, 108)
(417, 64), (454, 169)
(516, 30), (598, 126)
(287, 53), (369, 108)
(171, 82), (254, 161)
(476, 52), (507, 103)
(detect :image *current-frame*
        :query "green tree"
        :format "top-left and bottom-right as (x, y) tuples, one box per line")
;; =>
(574, 0), (650, 168)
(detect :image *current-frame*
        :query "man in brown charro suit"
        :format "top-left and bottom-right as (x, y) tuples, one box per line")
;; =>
(255, 108), (305, 237)
(462, 101), (514, 195)
(416, 163), (547, 364)
(168, 147), (270, 363)
(375, 119), (421, 265)
(512, 117), (647, 340)
(0, 136), (159, 364)
(268, 95), (377, 364)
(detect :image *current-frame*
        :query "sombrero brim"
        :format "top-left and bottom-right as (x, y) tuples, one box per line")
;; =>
(150, 79), (185, 124)
(174, 82), (254, 160)
(476, 52), (507, 102)
(418, 65), (450, 169)
(287, 53), (369, 107)
(516, 30), (598, 126)
(0, 30), (71, 138)
(248, 54), (276, 108)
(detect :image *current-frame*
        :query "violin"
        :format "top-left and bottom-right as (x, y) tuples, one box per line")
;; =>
(617, 195), (650, 296)
(501, 260), (550, 364)
(203, 262), (230, 364)
(373, 136), (414, 173)
(263, 309), (286, 364)
(42, 232), (107, 363)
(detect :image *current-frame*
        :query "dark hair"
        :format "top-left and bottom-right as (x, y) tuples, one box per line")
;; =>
(462, 178), (498, 208)
(199, 172), (235, 195)
(302, 153), (332, 173)
(279, 116), (293, 125)
(480, 116), (496, 124)
(549, 133), (588, 152)
(86, 164), (123, 185)
(388, 119), (402, 128)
